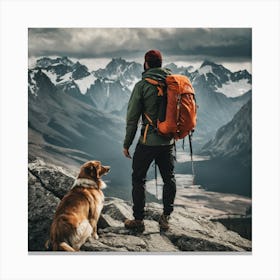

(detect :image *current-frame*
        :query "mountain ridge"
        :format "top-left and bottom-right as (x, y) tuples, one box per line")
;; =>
(30, 56), (251, 98)
(28, 56), (252, 198)
(200, 98), (252, 166)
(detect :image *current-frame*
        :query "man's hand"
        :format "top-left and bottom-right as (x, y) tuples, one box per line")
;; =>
(123, 148), (132, 159)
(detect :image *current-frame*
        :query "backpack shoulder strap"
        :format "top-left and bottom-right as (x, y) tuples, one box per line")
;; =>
(142, 77), (167, 143)
(144, 78), (164, 96)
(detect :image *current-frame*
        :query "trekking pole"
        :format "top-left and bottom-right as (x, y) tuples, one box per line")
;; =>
(188, 131), (195, 185)
(154, 160), (159, 199)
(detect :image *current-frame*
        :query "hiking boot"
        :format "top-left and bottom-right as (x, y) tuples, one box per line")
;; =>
(124, 219), (145, 232)
(159, 214), (170, 231)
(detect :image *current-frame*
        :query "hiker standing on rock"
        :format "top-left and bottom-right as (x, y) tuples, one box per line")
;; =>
(123, 50), (176, 231)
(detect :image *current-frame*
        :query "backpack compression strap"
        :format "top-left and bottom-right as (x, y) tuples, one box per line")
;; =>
(142, 78), (164, 143)
(143, 113), (155, 143)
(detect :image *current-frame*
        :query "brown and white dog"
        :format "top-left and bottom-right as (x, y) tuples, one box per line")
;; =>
(47, 160), (110, 252)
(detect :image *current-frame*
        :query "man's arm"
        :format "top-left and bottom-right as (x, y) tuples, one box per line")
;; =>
(123, 81), (143, 157)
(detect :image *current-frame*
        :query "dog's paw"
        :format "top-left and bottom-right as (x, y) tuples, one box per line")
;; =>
(93, 233), (99, 240)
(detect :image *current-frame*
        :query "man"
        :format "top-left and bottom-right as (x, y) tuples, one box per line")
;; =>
(123, 49), (176, 232)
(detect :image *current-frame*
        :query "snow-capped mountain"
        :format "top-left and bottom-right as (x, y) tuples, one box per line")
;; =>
(164, 63), (194, 75)
(190, 60), (251, 98)
(28, 68), (57, 97)
(178, 60), (252, 146)
(28, 56), (252, 149)
(31, 56), (142, 113)
(85, 78), (131, 112)
(94, 57), (142, 91)
(36, 56), (74, 68)
(86, 58), (142, 112)
(34, 56), (96, 96)
(28, 56), (252, 197)
(28, 68), (131, 187)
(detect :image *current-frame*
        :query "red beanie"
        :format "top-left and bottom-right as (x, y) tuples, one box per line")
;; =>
(144, 49), (162, 63)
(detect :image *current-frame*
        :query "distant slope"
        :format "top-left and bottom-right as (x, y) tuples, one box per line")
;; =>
(174, 99), (252, 197)
(28, 69), (132, 194)
(200, 99), (252, 166)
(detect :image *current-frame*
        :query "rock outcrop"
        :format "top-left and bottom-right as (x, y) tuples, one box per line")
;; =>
(28, 158), (251, 252)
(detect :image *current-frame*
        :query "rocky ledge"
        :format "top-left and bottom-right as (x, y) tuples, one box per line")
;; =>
(28, 158), (251, 252)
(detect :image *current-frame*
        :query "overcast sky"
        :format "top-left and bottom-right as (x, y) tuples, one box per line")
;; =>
(28, 28), (252, 72)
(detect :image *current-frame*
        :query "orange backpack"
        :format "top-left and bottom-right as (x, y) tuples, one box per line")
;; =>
(143, 74), (197, 141)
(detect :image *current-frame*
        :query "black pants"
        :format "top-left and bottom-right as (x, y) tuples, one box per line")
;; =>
(132, 143), (176, 220)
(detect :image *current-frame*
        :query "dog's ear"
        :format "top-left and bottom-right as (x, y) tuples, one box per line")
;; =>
(84, 164), (99, 179)
(83, 161), (109, 180)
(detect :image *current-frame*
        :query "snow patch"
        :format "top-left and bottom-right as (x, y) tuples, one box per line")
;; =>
(41, 69), (58, 84)
(58, 72), (72, 84)
(41, 68), (97, 95)
(29, 70), (39, 96)
(127, 77), (138, 91)
(198, 65), (213, 76)
(75, 74), (97, 94)
(106, 84), (110, 97)
(219, 79), (251, 97)
(78, 58), (111, 71)
(28, 57), (37, 69)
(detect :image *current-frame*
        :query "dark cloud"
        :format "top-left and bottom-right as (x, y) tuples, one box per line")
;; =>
(28, 28), (251, 61)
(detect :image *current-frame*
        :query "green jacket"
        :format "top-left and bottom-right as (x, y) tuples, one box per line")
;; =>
(123, 67), (174, 149)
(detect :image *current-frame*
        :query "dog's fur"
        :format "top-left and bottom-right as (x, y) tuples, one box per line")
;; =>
(47, 160), (110, 252)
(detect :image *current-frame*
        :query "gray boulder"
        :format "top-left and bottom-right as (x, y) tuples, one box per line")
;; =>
(28, 158), (251, 252)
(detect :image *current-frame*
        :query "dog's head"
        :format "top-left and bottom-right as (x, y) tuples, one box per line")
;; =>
(77, 160), (110, 189)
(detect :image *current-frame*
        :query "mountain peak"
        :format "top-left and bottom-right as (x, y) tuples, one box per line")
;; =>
(36, 56), (74, 68)
(111, 57), (126, 64)
(36, 57), (54, 68)
(60, 56), (74, 66)
(200, 60), (219, 68)
(235, 69), (250, 76)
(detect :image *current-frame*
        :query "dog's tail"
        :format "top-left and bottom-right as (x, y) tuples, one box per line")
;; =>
(58, 242), (76, 252)
(45, 238), (76, 252)
(49, 215), (77, 252)
(48, 240), (76, 252)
